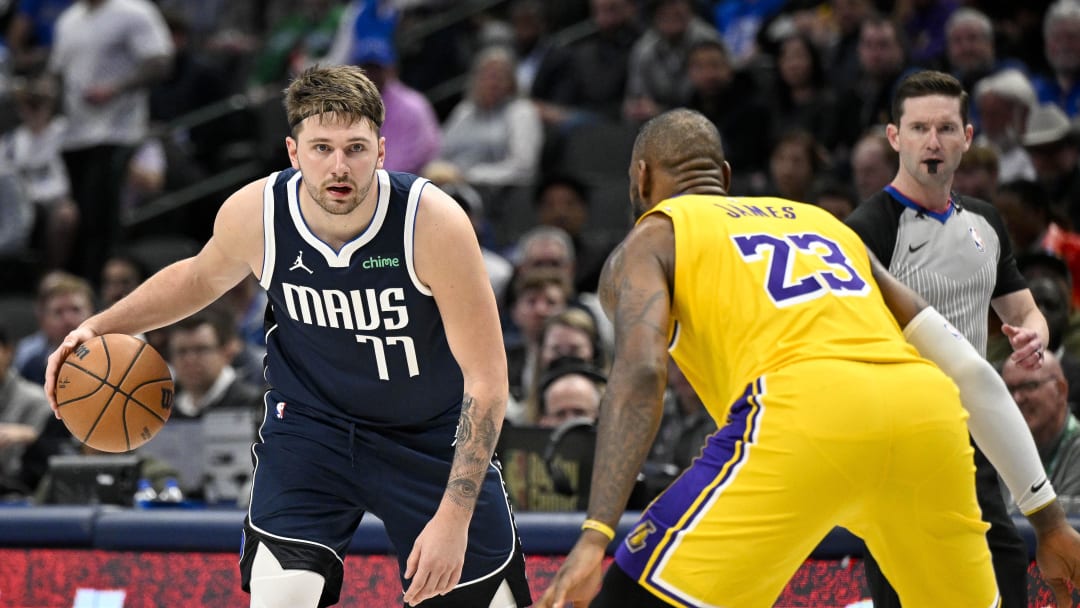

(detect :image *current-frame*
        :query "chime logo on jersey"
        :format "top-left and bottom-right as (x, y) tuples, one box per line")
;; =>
(968, 226), (985, 252)
(281, 283), (409, 331)
(624, 520), (657, 553)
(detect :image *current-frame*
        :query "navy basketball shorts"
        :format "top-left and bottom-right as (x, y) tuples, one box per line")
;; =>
(239, 397), (528, 606)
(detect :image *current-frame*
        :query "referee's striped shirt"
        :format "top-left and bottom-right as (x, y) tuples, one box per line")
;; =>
(846, 186), (1027, 357)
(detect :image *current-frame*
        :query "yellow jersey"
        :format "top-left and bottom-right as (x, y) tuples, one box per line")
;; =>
(642, 195), (925, 418)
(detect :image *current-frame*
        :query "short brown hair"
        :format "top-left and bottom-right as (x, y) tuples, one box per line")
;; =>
(512, 267), (573, 300)
(892, 69), (970, 126)
(283, 65), (384, 134)
(36, 271), (93, 307)
(958, 144), (1000, 174)
(171, 304), (237, 349)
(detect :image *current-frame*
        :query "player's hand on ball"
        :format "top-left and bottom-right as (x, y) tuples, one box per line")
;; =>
(45, 325), (100, 417)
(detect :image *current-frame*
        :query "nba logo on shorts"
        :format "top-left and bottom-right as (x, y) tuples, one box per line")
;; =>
(276, 402), (286, 419)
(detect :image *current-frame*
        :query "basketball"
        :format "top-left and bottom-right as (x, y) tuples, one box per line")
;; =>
(56, 333), (175, 453)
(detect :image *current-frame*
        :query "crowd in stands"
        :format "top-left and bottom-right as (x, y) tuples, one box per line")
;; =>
(5, 0), (1080, 513)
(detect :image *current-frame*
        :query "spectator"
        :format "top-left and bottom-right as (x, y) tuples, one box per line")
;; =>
(503, 267), (571, 417)
(1027, 274), (1080, 407)
(0, 151), (33, 270)
(834, 15), (910, 150)
(1018, 252), (1080, 369)
(942, 6), (1029, 130)
(896, 0), (958, 67)
(533, 0), (642, 128)
(822, 0), (873, 87)
(166, 306), (264, 421)
(149, 8), (233, 173)
(350, 35), (440, 175)
(972, 68), (1037, 182)
(685, 38), (773, 185)
(953, 144), (1001, 201)
(98, 252), (148, 308)
(850, 129), (898, 202)
(537, 358), (605, 429)
(13, 271), (94, 385)
(533, 174), (618, 294)
(519, 307), (607, 426)
(215, 276), (268, 387)
(120, 137), (169, 214)
(0, 326), (52, 497)
(511, 224), (611, 351)
(247, 0), (347, 87)
(435, 46), (543, 195)
(508, 0), (573, 104)
(1031, 0), (1080, 118)
(623, 0), (719, 123)
(769, 33), (842, 153)
(711, 0), (785, 68)
(320, 0), (399, 68)
(48, 0), (174, 280)
(1002, 350), (1080, 515)
(991, 257), (1080, 376)
(4, 0), (73, 75)
(1022, 103), (1080, 229)
(809, 177), (859, 221)
(994, 179), (1080, 308)
(2, 75), (78, 271)
(761, 129), (829, 203)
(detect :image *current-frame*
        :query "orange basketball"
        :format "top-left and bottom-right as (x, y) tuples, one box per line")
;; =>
(56, 333), (174, 453)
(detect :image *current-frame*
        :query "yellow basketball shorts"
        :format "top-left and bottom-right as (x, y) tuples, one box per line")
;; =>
(613, 358), (998, 608)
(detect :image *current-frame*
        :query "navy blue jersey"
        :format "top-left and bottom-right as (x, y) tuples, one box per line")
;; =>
(258, 168), (464, 426)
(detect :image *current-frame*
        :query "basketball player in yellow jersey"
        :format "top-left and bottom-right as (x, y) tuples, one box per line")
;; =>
(538, 108), (1080, 608)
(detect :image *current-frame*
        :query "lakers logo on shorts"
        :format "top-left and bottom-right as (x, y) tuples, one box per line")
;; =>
(625, 520), (657, 553)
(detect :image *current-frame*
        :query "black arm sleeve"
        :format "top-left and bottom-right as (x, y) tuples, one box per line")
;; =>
(844, 191), (902, 268)
(962, 196), (1027, 298)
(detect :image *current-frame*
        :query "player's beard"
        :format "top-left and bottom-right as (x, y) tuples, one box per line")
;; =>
(307, 168), (377, 216)
(629, 180), (647, 221)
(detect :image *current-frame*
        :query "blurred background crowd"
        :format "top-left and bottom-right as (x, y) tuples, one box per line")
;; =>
(4, 0), (1080, 513)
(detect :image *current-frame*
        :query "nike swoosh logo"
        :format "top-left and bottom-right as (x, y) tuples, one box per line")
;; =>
(908, 241), (929, 253)
(1031, 478), (1048, 493)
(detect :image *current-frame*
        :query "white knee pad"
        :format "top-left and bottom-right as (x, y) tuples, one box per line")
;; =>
(249, 543), (326, 608)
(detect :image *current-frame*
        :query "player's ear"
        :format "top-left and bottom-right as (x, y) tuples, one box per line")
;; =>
(636, 159), (650, 200)
(285, 136), (300, 170)
(721, 160), (732, 194)
(886, 124), (900, 151)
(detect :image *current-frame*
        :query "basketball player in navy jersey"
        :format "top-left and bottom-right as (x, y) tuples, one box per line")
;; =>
(42, 65), (530, 608)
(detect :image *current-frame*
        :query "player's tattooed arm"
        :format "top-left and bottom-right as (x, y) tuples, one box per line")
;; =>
(587, 217), (673, 531)
(445, 393), (500, 512)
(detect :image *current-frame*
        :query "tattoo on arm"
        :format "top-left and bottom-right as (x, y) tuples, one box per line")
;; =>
(446, 392), (500, 511)
(619, 280), (669, 338)
(589, 280), (670, 523)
